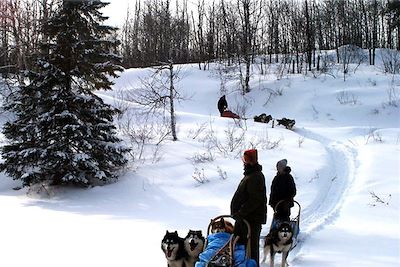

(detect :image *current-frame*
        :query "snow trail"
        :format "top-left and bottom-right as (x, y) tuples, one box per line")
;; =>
(287, 127), (358, 260)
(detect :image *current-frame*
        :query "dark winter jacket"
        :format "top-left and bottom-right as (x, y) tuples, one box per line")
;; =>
(230, 164), (267, 224)
(269, 166), (296, 209)
(217, 96), (228, 114)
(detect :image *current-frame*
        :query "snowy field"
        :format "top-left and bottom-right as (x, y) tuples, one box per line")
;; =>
(0, 56), (399, 266)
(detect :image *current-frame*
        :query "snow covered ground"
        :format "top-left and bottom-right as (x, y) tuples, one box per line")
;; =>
(0, 58), (399, 266)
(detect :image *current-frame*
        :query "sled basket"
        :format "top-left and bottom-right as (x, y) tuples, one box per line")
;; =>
(204, 215), (252, 267)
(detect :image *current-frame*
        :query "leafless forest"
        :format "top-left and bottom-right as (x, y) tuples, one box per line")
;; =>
(1, 0), (399, 78)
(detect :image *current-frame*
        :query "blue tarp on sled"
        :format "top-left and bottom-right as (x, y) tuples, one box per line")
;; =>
(195, 232), (257, 267)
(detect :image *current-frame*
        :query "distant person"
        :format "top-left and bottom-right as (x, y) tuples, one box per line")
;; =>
(231, 149), (267, 267)
(269, 159), (296, 222)
(217, 95), (228, 116)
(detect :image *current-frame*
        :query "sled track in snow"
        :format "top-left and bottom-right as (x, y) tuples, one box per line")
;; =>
(288, 127), (358, 261)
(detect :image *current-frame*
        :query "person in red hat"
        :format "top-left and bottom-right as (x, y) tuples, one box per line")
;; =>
(230, 149), (267, 266)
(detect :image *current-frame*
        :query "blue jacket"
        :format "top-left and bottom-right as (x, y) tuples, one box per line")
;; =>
(195, 233), (257, 267)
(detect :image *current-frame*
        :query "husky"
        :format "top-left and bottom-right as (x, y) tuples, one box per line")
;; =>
(210, 217), (234, 234)
(183, 230), (205, 267)
(262, 222), (294, 267)
(276, 118), (295, 130)
(161, 231), (185, 267)
(254, 113), (273, 124)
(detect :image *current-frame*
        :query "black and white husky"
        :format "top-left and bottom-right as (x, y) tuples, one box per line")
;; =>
(262, 222), (294, 267)
(161, 231), (185, 267)
(183, 230), (205, 267)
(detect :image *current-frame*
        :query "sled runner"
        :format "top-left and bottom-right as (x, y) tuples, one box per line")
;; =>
(270, 200), (301, 249)
(195, 215), (256, 267)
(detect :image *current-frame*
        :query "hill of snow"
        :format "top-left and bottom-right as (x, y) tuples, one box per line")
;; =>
(0, 58), (399, 266)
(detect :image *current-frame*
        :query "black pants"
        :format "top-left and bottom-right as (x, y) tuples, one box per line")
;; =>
(274, 201), (292, 222)
(234, 220), (262, 267)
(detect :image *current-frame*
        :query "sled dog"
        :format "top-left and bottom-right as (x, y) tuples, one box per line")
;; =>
(210, 217), (234, 234)
(254, 113), (273, 124)
(276, 118), (295, 130)
(161, 231), (185, 267)
(262, 222), (293, 267)
(183, 230), (205, 267)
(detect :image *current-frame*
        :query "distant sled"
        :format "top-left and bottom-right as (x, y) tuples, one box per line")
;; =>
(221, 110), (241, 119)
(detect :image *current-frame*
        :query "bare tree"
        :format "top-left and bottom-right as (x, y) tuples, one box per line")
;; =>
(128, 61), (184, 141)
(237, 0), (263, 94)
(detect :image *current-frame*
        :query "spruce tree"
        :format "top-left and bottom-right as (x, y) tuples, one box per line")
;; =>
(1, 0), (129, 187)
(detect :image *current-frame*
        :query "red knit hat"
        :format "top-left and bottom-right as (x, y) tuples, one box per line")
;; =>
(243, 149), (258, 164)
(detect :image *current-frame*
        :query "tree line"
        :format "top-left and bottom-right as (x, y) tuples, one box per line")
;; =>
(1, 0), (399, 77)
(120, 0), (400, 69)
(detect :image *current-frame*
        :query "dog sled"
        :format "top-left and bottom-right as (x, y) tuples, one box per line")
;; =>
(270, 200), (301, 249)
(221, 110), (241, 119)
(195, 215), (256, 267)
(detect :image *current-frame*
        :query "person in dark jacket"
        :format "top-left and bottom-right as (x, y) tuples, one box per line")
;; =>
(231, 149), (267, 267)
(269, 159), (296, 222)
(217, 95), (228, 116)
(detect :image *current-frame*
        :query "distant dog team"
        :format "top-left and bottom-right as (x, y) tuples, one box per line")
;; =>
(254, 113), (296, 130)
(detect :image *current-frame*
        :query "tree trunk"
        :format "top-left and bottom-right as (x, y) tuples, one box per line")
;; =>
(169, 63), (177, 141)
(244, 55), (250, 93)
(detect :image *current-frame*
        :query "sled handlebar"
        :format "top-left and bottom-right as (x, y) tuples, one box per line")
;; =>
(274, 199), (301, 223)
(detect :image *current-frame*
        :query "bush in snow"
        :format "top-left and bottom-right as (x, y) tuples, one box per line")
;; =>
(187, 122), (208, 140)
(196, 119), (283, 160)
(364, 129), (384, 144)
(298, 137), (305, 148)
(117, 109), (170, 164)
(337, 45), (366, 81)
(189, 152), (215, 164)
(0, 1), (129, 187)
(368, 191), (391, 207)
(199, 122), (244, 158)
(192, 167), (208, 185)
(383, 76), (400, 108)
(336, 90), (359, 105)
(217, 166), (228, 180)
(318, 52), (336, 77)
(247, 130), (283, 150)
(379, 49), (400, 74)
(262, 87), (284, 107)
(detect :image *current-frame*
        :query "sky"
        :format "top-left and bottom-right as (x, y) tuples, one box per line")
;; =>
(102, 0), (130, 27)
